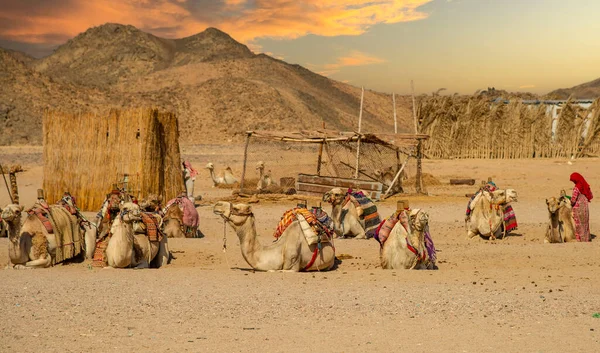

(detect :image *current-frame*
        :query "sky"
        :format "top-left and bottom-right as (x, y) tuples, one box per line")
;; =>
(1, 0), (599, 95)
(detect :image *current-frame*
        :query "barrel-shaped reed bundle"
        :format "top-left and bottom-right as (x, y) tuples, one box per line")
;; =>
(43, 108), (183, 211)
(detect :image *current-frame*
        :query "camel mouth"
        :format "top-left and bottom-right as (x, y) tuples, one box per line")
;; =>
(212, 201), (231, 219)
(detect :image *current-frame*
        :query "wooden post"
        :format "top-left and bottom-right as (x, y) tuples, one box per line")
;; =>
(393, 92), (397, 134)
(240, 132), (251, 190)
(0, 165), (13, 204)
(416, 139), (423, 194)
(411, 80), (418, 134)
(317, 138), (324, 176)
(317, 121), (325, 176)
(354, 87), (364, 179)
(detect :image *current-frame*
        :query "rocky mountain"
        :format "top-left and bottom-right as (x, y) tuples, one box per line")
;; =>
(0, 23), (414, 145)
(548, 78), (600, 100)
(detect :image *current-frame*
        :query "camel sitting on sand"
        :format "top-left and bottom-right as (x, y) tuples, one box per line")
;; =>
(205, 162), (238, 187)
(322, 188), (368, 239)
(213, 201), (335, 272)
(545, 190), (576, 243)
(2, 202), (97, 269)
(104, 202), (169, 269)
(381, 209), (433, 270)
(466, 188), (518, 240)
(256, 161), (273, 191)
(162, 203), (185, 238)
(374, 166), (404, 194)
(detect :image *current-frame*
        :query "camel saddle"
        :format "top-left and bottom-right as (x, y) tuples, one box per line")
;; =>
(27, 206), (54, 234)
(273, 208), (332, 245)
(133, 213), (163, 242)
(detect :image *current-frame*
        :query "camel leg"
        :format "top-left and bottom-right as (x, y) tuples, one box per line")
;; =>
(152, 236), (169, 268)
(134, 260), (150, 269)
(466, 229), (478, 239)
(84, 228), (97, 260)
(25, 257), (52, 268)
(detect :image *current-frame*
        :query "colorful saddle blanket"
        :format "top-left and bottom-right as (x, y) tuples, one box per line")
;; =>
(344, 189), (381, 239)
(138, 213), (163, 242)
(27, 206), (54, 233)
(273, 207), (333, 243)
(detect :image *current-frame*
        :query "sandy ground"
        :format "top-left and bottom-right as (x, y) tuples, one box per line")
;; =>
(1, 146), (600, 352)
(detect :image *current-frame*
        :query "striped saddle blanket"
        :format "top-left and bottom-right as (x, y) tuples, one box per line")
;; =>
(273, 207), (333, 244)
(344, 190), (381, 239)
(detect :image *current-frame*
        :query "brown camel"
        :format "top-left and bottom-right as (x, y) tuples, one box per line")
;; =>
(545, 190), (576, 243)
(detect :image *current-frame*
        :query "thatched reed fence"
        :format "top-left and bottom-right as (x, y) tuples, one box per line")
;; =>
(43, 108), (183, 211)
(418, 97), (600, 159)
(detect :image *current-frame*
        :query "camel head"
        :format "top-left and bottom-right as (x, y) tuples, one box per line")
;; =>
(323, 188), (346, 205)
(489, 189), (517, 204)
(256, 161), (265, 171)
(1, 204), (23, 223)
(409, 209), (429, 232)
(546, 197), (561, 214)
(118, 202), (142, 223)
(205, 162), (214, 170)
(213, 201), (253, 226)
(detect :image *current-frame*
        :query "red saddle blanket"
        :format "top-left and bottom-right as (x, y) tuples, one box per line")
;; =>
(140, 213), (162, 242)
(27, 207), (54, 234)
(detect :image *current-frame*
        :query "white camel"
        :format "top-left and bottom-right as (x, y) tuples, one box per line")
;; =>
(205, 162), (238, 187)
(466, 188), (518, 240)
(256, 161), (273, 191)
(323, 188), (366, 239)
(374, 167), (404, 194)
(2, 203), (96, 269)
(380, 209), (431, 270)
(104, 202), (169, 269)
(213, 201), (335, 272)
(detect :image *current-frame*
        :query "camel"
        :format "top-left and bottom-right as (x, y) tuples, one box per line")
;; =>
(104, 202), (169, 269)
(213, 201), (335, 272)
(2, 203), (97, 269)
(374, 167), (404, 194)
(162, 203), (185, 238)
(545, 190), (576, 243)
(466, 188), (518, 240)
(205, 162), (238, 187)
(0, 215), (6, 237)
(322, 188), (366, 239)
(381, 209), (431, 270)
(256, 161), (273, 191)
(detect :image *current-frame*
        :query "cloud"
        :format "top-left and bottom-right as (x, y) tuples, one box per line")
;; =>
(314, 50), (386, 76)
(519, 84), (536, 89)
(0, 0), (433, 49)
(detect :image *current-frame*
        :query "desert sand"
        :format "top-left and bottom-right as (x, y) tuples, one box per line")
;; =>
(1, 145), (599, 352)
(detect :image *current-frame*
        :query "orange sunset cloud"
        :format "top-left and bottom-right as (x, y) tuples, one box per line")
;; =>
(0, 0), (433, 47)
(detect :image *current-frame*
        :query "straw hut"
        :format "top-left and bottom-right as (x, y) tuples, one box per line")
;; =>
(43, 108), (183, 211)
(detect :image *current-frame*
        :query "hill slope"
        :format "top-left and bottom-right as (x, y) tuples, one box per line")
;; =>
(548, 78), (600, 99)
(1, 23), (414, 145)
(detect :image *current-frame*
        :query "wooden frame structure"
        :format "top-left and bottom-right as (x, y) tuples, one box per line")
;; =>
(241, 130), (429, 197)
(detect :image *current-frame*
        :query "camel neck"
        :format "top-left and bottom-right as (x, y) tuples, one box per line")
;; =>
(6, 214), (24, 262)
(232, 216), (263, 268)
